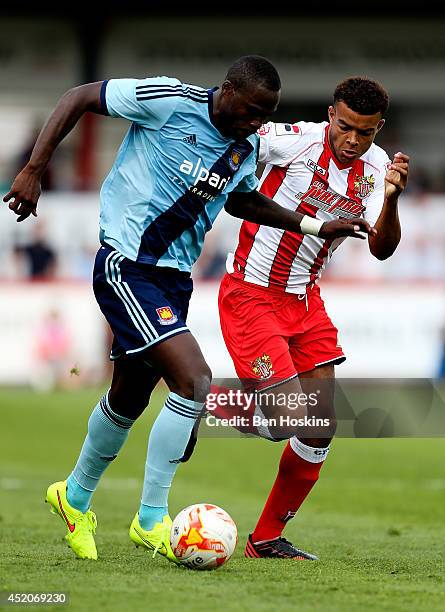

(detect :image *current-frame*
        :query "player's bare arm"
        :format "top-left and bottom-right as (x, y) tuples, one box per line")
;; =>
(368, 151), (410, 260)
(3, 81), (105, 222)
(225, 190), (377, 240)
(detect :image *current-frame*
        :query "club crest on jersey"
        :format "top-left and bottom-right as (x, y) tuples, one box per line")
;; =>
(354, 174), (375, 199)
(274, 123), (300, 136)
(156, 306), (178, 326)
(228, 149), (242, 172)
(251, 354), (274, 379)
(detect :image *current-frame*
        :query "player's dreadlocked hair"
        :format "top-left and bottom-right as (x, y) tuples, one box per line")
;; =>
(334, 77), (389, 116)
(225, 55), (281, 92)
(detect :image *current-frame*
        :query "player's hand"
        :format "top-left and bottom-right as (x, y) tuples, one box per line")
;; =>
(385, 152), (410, 200)
(3, 166), (41, 222)
(319, 217), (377, 240)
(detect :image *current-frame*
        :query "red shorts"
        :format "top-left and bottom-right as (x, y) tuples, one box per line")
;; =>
(218, 274), (345, 390)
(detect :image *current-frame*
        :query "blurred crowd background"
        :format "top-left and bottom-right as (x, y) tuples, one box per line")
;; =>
(0, 7), (444, 387)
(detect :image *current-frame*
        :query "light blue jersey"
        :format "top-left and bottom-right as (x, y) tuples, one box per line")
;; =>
(99, 77), (259, 272)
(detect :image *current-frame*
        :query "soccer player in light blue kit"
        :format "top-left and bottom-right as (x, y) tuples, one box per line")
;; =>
(4, 56), (373, 561)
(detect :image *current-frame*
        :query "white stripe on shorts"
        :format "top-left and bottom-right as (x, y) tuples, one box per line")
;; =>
(105, 251), (158, 343)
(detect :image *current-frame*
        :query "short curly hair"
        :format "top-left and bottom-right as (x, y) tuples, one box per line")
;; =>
(225, 55), (281, 92)
(334, 77), (389, 117)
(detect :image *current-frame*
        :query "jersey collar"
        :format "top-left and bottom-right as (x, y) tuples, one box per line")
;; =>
(207, 87), (220, 129)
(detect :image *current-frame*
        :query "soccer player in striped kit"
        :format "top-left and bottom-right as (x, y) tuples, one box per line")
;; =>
(3, 58), (372, 562)
(218, 77), (410, 559)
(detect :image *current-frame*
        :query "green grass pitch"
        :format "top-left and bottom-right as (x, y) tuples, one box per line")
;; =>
(1, 386), (444, 611)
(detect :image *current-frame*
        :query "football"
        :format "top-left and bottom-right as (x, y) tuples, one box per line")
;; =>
(170, 503), (238, 570)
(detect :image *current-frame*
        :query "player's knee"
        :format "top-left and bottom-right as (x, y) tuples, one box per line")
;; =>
(172, 365), (212, 403)
(108, 382), (149, 419)
(194, 367), (212, 403)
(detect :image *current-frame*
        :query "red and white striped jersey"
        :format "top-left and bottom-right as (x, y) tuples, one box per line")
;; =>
(229, 121), (391, 294)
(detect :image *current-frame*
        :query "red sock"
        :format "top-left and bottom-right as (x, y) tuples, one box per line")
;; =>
(251, 439), (328, 542)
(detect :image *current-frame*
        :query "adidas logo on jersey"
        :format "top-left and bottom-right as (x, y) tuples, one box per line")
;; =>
(183, 134), (198, 146)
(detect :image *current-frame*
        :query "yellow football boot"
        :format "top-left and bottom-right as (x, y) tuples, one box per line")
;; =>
(45, 480), (97, 560)
(129, 513), (178, 564)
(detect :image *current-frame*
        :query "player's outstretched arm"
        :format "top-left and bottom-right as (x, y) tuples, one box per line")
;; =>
(225, 190), (377, 240)
(3, 82), (105, 222)
(369, 152), (410, 260)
